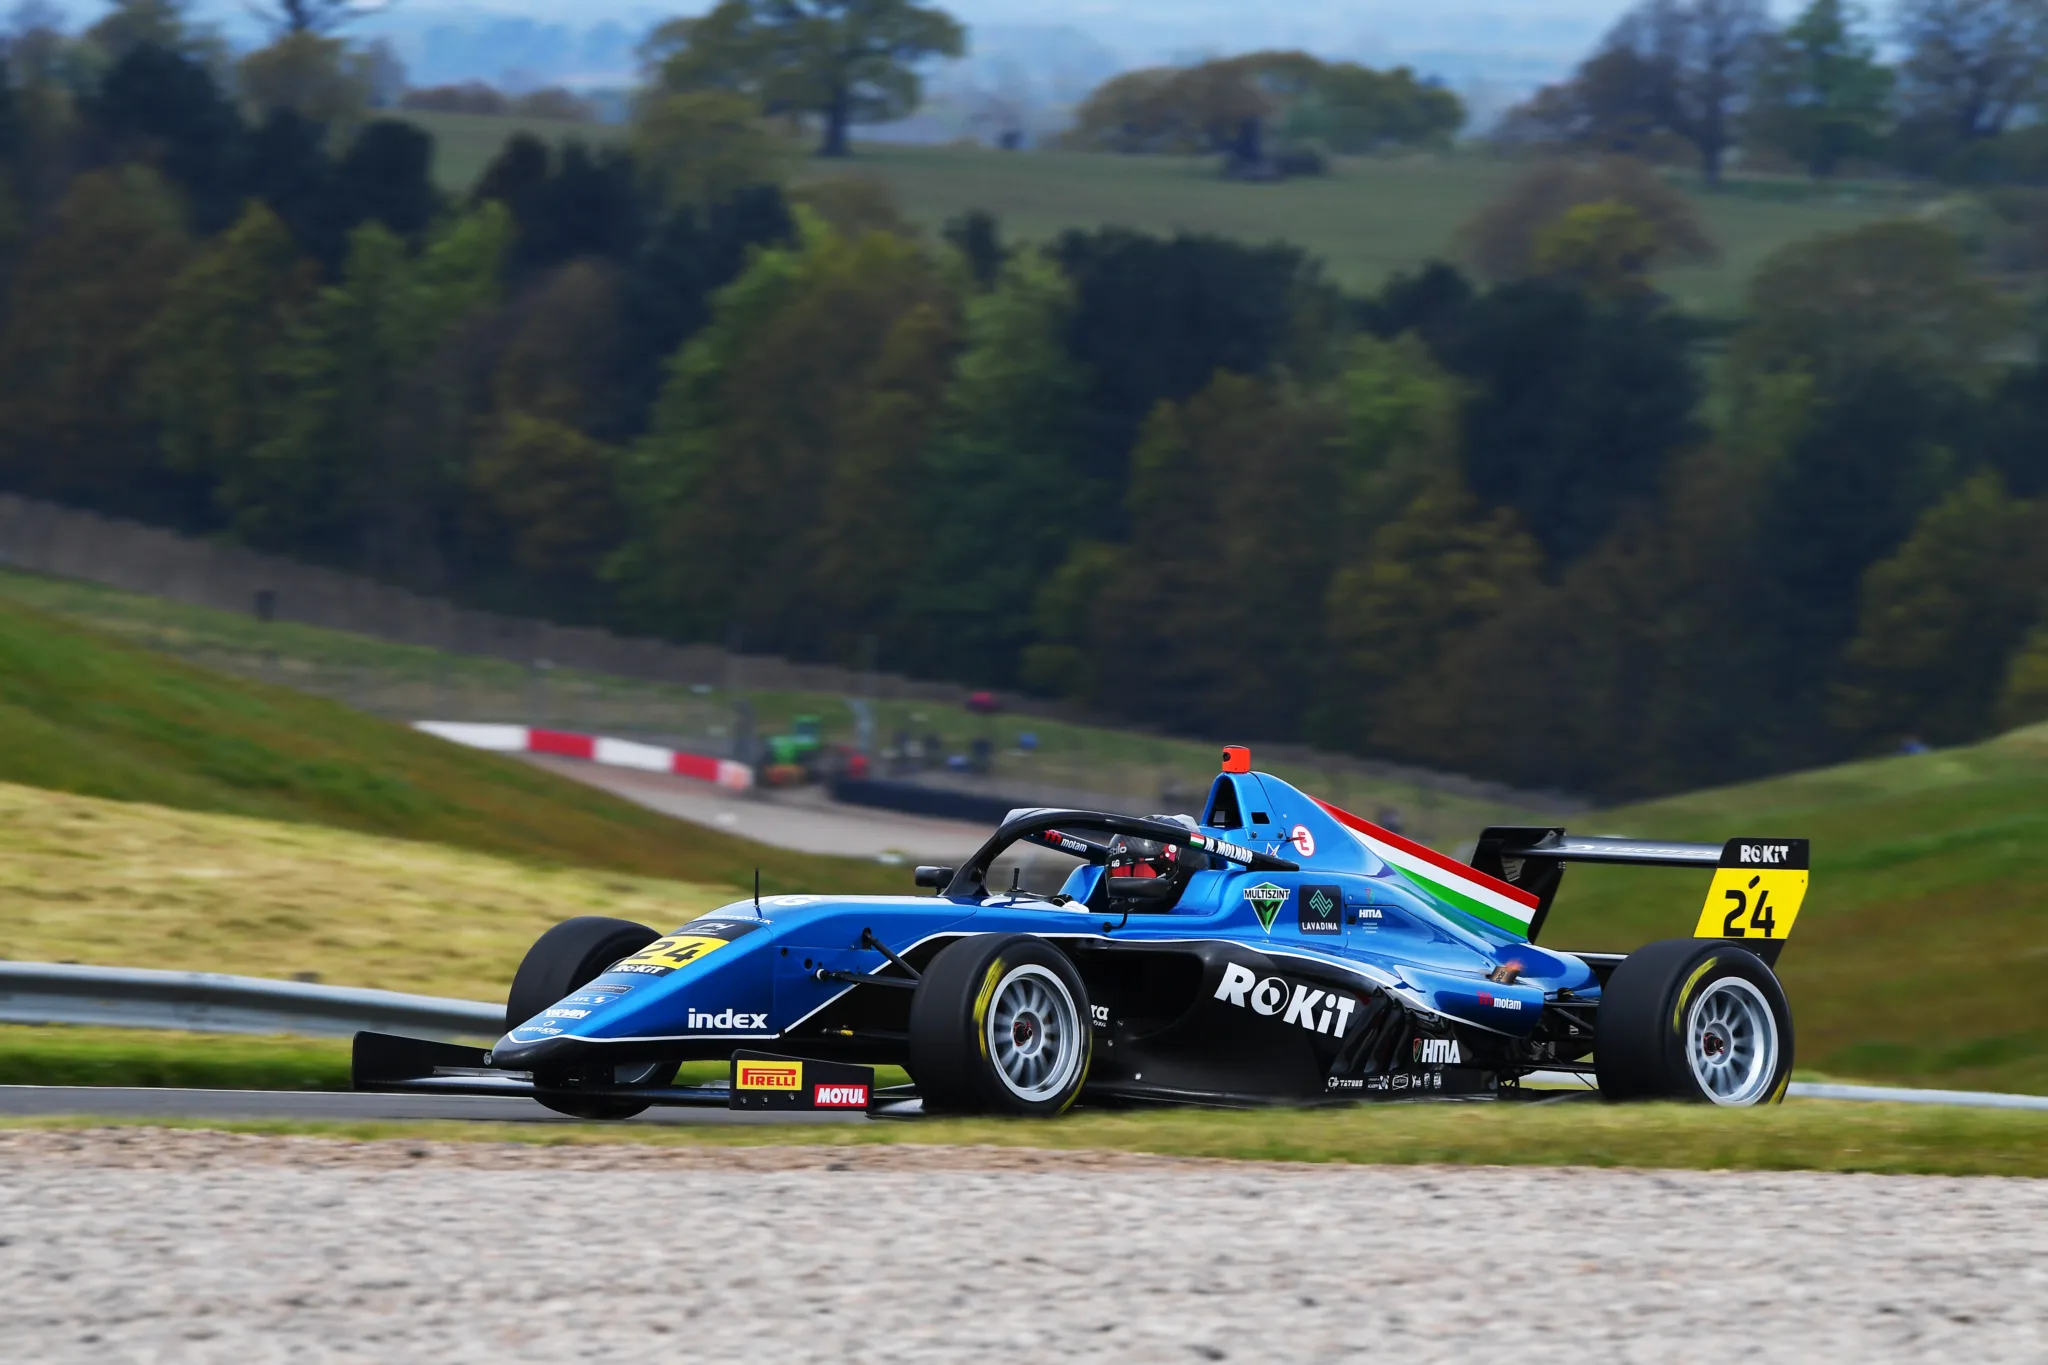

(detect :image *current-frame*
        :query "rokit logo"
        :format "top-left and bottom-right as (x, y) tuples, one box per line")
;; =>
(1213, 963), (1358, 1036)
(1413, 1037), (1462, 1066)
(812, 1083), (869, 1108)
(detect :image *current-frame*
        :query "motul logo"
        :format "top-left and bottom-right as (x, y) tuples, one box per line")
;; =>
(813, 1083), (869, 1108)
(736, 1061), (802, 1090)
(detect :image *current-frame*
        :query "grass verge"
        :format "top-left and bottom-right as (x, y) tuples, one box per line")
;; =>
(0, 1026), (914, 1091)
(0, 784), (731, 995)
(0, 1027), (352, 1089)
(6, 1101), (2046, 1177)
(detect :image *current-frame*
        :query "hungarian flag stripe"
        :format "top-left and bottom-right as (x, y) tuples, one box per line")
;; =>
(1312, 797), (1538, 937)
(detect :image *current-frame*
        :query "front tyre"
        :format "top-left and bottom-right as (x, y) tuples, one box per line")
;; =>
(908, 935), (1093, 1117)
(506, 915), (669, 1120)
(1595, 938), (1794, 1106)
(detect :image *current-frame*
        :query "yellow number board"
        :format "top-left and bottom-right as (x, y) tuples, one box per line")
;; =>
(613, 934), (732, 976)
(1693, 868), (1809, 940)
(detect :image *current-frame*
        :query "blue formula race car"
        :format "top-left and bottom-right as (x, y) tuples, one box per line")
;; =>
(355, 747), (1811, 1118)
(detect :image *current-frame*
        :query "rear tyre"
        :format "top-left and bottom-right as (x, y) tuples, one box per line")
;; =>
(1596, 938), (1793, 1106)
(908, 934), (1093, 1117)
(506, 915), (669, 1120)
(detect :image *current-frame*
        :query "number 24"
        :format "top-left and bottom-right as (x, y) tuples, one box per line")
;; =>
(1722, 877), (1776, 938)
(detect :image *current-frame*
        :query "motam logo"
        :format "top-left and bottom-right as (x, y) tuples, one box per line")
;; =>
(1414, 1037), (1462, 1065)
(812, 1083), (869, 1108)
(1213, 962), (1357, 1036)
(736, 1061), (803, 1090)
(688, 1007), (770, 1030)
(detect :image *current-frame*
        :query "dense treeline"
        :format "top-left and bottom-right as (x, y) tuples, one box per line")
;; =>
(1504, 0), (2048, 185)
(4, 19), (2048, 802)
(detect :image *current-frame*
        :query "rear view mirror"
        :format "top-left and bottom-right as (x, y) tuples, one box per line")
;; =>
(1106, 875), (1179, 902)
(914, 865), (955, 890)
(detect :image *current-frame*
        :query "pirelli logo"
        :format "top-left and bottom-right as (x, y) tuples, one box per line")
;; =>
(735, 1061), (803, 1091)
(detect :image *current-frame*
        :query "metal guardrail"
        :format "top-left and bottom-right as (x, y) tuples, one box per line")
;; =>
(0, 962), (502, 1041)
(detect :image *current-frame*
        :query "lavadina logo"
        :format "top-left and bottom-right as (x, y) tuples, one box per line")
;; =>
(813, 1083), (869, 1108)
(736, 1061), (803, 1090)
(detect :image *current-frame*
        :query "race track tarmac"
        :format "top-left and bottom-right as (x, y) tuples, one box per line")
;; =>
(0, 1085), (866, 1125)
(3, 1128), (2044, 1362)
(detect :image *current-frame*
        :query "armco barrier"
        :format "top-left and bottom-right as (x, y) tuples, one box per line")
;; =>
(0, 962), (503, 1040)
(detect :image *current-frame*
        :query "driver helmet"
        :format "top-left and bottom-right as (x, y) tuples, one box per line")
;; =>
(1107, 834), (1169, 879)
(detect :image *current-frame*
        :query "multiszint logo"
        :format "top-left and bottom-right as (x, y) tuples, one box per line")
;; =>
(1243, 882), (1289, 931)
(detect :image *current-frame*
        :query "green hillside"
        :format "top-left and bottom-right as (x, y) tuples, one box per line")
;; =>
(0, 594), (902, 894)
(1542, 724), (2048, 1095)
(0, 569), (1551, 848)
(397, 112), (1907, 313)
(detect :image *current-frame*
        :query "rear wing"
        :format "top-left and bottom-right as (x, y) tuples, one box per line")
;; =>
(1473, 828), (1810, 962)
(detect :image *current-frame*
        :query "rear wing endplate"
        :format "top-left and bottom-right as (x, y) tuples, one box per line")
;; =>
(1473, 828), (1810, 958)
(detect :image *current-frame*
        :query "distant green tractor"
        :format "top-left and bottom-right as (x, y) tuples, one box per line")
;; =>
(761, 714), (824, 785)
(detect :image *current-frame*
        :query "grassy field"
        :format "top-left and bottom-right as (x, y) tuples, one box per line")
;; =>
(807, 144), (1908, 312)
(404, 109), (607, 193)
(9, 1101), (2048, 1177)
(0, 569), (1553, 848)
(1543, 722), (2048, 1096)
(0, 590), (909, 896)
(0, 782), (732, 997)
(398, 108), (1908, 313)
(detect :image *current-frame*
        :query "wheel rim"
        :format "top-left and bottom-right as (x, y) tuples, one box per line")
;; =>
(1685, 976), (1777, 1105)
(985, 964), (1083, 1103)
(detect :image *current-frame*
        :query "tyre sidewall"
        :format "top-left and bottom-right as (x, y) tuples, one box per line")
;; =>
(1660, 946), (1794, 1106)
(909, 934), (1093, 1118)
(505, 915), (661, 1033)
(1597, 938), (1793, 1106)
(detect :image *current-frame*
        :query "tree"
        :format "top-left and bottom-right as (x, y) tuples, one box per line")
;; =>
(1894, 0), (2048, 147)
(1831, 473), (2048, 745)
(236, 32), (375, 131)
(1049, 228), (1334, 517)
(1320, 475), (1544, 760)
(630, 89), (790, 210)
(1612, 0), (1776, 185)
(1066, 372), (1345, 734)
(1531, 200), (1665, 298)
(1494, 43), (1678, 158)
(468, 412), (625, 581)
(1457, 156), (1718, 283)
(1431, 278), (1703, 564)
(642, 0), (965, 158)
(894, 251), (1091, 682)
(79, 41), (247, 233)
(0, 166), (194, 519)
(1730, 220), (2018, 397)
(1062, 53), (1462, 158)
(138, 201), (318, 490)
(241, 206), (509, 570)
(620, 216), (957, 657)
(253, 1), (391, 34)
(1745, 0), (1892, 177)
